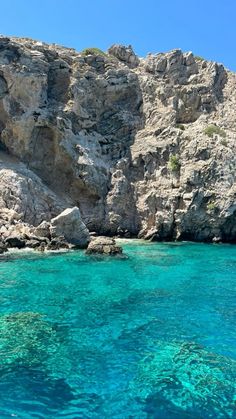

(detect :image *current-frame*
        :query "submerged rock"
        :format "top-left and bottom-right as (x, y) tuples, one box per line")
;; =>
(86, 236), (122, 255)
(0, 312), (59, 368)
(131, 340), (236, 417)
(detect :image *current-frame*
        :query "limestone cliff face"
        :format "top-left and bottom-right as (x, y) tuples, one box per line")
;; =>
(0, 37), (236, 242)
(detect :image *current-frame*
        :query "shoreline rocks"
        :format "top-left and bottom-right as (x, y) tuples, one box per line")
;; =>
(86, 236), (123, 255)
(5, 235), (26, 249)
(0, 207), (90, 254)
(50, 207), (90, 248)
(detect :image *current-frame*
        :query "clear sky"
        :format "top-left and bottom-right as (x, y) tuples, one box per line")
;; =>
(1, 0), (235, 71)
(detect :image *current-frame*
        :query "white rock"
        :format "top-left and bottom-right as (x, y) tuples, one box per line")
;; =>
(50, 207), (90, 247)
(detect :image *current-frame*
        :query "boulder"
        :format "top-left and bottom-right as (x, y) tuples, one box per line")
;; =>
(33, 221), (51, 239)
(50, 207), (90, 247)
(25, 238), (50, 249)
(25, 239), (42, 249)
(5, 235), (25, 249)
(35, 243), (46, 252)
(86, 236), (122, 255)
(46, 236), (69, 251)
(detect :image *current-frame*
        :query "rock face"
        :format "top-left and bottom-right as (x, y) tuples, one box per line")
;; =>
(86, 236), (122, 255)
(50, 207), (90, 247)
(0, 36), (236, 242)
(108, 44), (139, 68)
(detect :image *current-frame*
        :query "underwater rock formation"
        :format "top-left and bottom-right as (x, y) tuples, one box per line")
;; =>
(0, 312), (59, 368)
(131, 340), (236, 417)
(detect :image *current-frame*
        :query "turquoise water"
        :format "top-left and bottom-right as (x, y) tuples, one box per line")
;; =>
(0, 241), (236, 418)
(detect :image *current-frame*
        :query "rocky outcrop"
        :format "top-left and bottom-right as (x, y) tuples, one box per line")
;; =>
(0, 152), (65, 228)
(0, 207), (87, 252)
(0, 36), (236, 243)
(50, 207), (90, 247)
(108, 44), (139, 68)
(33, 221), (51, 238)
(86, 236), (122, 255)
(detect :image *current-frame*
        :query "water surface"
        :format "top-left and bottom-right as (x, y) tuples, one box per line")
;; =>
(0, 241), (236, 418)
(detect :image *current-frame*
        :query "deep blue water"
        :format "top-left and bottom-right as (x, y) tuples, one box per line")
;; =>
(0, 241), (236, 418)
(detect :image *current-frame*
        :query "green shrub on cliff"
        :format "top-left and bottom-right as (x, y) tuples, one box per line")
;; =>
(207, 201), (216, 212)
(176, 124), (185, 131)
(204, 125), (226, 138)
(168, 155), (181, 172)
(195, 55), (204, 61)
(221, 138), (228, 147)
(80, 48), (106, 56)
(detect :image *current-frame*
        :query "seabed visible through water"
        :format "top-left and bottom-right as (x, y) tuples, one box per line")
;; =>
(0, 241), (236, 418)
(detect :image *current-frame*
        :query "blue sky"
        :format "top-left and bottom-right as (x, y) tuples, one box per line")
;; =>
(1, 0), (235, 70)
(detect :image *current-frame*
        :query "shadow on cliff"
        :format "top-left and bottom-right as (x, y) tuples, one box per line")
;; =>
(94, 70), (145, 236)
(24, 54), (146, 234)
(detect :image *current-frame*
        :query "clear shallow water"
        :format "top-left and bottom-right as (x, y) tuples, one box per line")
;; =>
(0, 241), (236, 418)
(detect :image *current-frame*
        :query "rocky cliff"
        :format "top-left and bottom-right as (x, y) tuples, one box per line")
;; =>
(0, 36), (236, 243)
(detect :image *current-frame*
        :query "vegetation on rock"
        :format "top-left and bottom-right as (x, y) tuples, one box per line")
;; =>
(80, 47), (106, 56)
(175, 124), (185, 131)
(204, 125), (226, 138)
(195, 55), (204, 61)
(207, 201), (216, 212)
(168, 155), (181, 172)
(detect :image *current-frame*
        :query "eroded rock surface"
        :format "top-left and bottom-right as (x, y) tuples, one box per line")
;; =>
(86, 236), (122, 255)
(0, 36), (236, 242)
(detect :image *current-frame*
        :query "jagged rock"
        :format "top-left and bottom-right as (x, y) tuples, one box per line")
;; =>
(50, 207), (90, 247)
(86, 236), (122, 255)
(46, 236), (69, 251)
(144, 50), (199, 83)
(0, 152), (65, 227)
(35, 242), (46, 252)
(25, 235), (50, 249)
(33, 221), (51, 239)
(25, 239), (44, 249)
(108, 44), (139, 68)
(0, 36), (235, 242)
